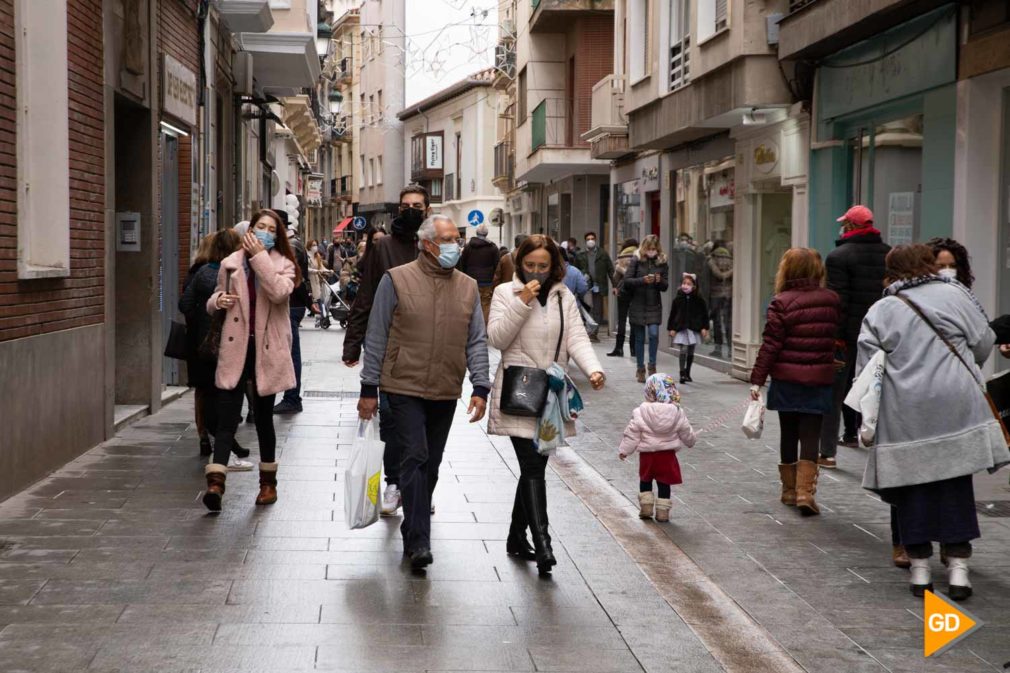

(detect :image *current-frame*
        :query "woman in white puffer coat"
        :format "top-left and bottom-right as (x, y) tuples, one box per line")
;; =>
(487, 235), (605, 575)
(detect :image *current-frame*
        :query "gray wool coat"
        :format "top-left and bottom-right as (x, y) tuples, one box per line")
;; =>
(856, 278), (1010, 490)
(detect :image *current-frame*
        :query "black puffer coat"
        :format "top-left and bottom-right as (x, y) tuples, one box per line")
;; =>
(624, 254), (669, 326)
(825, 229), (890, 342)
(178, 262), (220, 388)
(667, 290), (709, 332)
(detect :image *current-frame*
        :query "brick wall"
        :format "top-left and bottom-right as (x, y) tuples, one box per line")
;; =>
(572, 15), (614, 147)
(0, 0), (106, 343)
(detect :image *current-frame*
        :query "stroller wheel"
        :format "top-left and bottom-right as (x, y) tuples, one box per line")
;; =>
(339, 321), (348, 329)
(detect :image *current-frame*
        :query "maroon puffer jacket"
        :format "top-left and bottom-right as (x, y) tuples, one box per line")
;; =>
(750, 280), (841, 387)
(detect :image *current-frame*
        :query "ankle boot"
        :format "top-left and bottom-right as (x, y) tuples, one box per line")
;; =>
(795, 460), (820, 515)
(947, 558), (972, 601)
(777, 463), (797, 506)
(519, 478), (556, 575)
(203, 464), (227, 511)
(654, 498), (672, 522)
(910, 557), (932, 597)
(638, 491), (655, 519)
(506, 483), (535, 561)
(647, 364), (657, 377)
(255, 462), (278, 505)
(607, 334), (624, 357)
(892, 545), (911, 569)
(636, 367), (646, 383)
(685, 351), (695, 382)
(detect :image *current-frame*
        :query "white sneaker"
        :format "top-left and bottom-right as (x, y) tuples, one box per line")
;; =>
(227, 456), (254, 471)
(380, 485), (402, 516)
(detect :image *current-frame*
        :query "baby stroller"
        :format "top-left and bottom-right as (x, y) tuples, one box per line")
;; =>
(330, 280), (351, 329)
(315, 280), (338, 330)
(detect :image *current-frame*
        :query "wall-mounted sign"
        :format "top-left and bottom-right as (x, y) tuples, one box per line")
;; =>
(754, 142), (779, 175)
(708, 173), (735, 209)
(162, 54), (197, 127)
(306, 174), (324, 207)
(425, 135), (443, 170)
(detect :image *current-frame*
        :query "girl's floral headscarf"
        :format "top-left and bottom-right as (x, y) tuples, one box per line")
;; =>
(644, 373), (680, 404)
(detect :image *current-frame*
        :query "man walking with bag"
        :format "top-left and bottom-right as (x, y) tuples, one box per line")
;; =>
(574, 231), (615, 343)
(357, 214), (491, 569)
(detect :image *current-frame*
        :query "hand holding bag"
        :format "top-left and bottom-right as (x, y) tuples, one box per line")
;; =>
(344, 419), (385, 529)
(742, 392), (765, 439)
(500, 295), (564, 417)
(844, 349), (886, 447)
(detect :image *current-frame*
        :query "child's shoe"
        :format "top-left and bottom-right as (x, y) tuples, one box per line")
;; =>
(654, 498), (672, 522)
(638, 491), (654, 519)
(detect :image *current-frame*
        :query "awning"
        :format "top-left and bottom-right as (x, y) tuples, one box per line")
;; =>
(333, 217), (352, 235)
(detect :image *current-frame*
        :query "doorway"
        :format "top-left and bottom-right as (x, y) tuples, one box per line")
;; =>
(160, 133), (181, 386)
(648, 191), (661, 237)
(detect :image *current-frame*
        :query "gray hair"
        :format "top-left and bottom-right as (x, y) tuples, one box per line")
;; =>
(417, 214), (455, 250)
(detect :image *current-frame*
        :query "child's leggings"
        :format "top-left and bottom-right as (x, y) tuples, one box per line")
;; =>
(640, 480), (671, 499)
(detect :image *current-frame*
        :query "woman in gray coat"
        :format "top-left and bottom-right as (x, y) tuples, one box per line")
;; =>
(858, 244), (1010, 601)
(623, 235), (669, 382)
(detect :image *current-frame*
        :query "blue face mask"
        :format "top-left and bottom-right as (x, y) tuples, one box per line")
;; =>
(436, 242), (460, 269)
(255, 229), (276, 250)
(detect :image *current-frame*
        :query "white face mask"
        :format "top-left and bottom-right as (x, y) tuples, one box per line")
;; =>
(310, 246), (318, 255)
(586, 239), (597, 250)
(938, 268), (957, 280)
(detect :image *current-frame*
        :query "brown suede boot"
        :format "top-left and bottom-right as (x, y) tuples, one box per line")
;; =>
(647, 364), (657, 376)
(255, 462), (278, 505)
(777, 463), (797, 506)
(892, 545), (911, 569)
(636, 367), (646, 383)
(795, 460), (820, 516)
(203, 464), (227, 512)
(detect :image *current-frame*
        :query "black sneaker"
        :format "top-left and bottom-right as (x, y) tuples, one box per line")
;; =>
(409, 548), (433, 569)
(245, 412), (255, 424)
(839, 436), (859, 448)
(273, 400), (303, 414)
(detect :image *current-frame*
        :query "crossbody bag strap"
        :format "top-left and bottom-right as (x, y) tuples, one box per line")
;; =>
(896, 294), (981, 387)
(554, 293), (565, 362)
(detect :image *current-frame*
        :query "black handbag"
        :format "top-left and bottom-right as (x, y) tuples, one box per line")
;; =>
(500, 295), (564, 417)
(164, 321), (188, 360)
(199, 275), (230, 362)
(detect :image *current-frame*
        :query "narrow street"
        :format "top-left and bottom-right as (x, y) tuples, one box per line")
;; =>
(0, 324), (1007, 672)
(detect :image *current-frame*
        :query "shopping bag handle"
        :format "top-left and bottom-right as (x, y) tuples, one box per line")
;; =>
(357, 417), (377, 440)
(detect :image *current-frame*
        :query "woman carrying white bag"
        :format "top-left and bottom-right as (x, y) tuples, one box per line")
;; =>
(345, 419), (385, 529)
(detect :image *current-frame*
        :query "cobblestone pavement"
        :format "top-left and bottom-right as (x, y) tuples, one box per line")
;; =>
(0, 323), (1008, 672)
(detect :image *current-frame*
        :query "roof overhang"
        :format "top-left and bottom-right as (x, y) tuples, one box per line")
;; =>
(515, 151), (611, 183)
(218, 0), (274, 34)
(237, 32), (321, 95)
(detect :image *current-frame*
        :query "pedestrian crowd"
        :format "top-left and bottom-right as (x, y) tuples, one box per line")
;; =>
(173, 191), (1008, 601)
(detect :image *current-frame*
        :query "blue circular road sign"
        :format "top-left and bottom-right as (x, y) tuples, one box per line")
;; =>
(467, 210), (484, 227)
(352, 216), (367, 231)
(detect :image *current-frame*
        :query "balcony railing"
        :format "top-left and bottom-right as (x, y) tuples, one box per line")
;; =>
(339, 175), (351, 197)
(788, 0), (819, 13)
(337, 56), (353, 82)
(493, 140), (514, 188)
(531, 98), (574, 151)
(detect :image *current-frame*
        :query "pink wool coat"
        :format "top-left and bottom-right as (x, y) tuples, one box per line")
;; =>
(207, 249), (296, 396)
(618, 402), (697, 457)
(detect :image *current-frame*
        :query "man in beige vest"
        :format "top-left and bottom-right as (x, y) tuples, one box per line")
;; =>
(358, 215), (491, 569)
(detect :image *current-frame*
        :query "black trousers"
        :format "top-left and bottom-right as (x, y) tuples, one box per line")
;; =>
(820, 341), (860, 457)
(510, 437), (549, 534)
(213, 339), (276, 465)
(379, 392), (399, 486)
(386, 393), (456, 553)
(615, 295), (631, 347)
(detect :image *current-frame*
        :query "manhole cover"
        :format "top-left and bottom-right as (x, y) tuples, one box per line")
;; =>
(977, 501), (1010, 517)
(303, 391), (359, 399)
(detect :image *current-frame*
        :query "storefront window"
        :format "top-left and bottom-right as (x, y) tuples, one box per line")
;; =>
(671, 158), (735, 360)
(615, 180), (641, 245)
(758, 192), (793, 323)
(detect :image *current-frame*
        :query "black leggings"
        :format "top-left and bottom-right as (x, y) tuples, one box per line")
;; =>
(213, 340), (276, 465)
(640, 480), (671, 498)
(778, 411), (822, 464)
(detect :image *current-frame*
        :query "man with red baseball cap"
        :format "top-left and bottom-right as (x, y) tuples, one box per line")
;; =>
(820, 204), (890, 467)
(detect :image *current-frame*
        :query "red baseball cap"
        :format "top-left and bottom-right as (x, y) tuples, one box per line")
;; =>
(837, 205), (874, 227)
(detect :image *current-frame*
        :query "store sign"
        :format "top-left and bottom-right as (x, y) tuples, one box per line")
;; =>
(709, 173), (735, 209)
(162, 54), (197, 127)
(306, 174), (324, 207)
(425, 135), (443, 170)
(754, 142), (778, 175)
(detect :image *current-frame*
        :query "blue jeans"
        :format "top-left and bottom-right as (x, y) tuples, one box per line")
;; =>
(632, 323), (660, 368)
(282, 307), (307, 406)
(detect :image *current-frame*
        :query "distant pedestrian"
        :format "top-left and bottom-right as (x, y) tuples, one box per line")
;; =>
(492, 234), (528, 288)
(618, 374), (696, 523)
(706, 244), (733, 358)
(667, 273), (709, 384)
(203, 209), (299, 511)
(460, 222), (501, 323)
(926, 237), (974, 288)
(622, 235), (670, 382)
(274, 220), (312, 415)
(750, 249), (840, 517)
(307, 239), (330, 315)
(357, 214), (491, 570)
(573, 231), (616, 342)
(858, 244), (1009, 600)
(607, 238), (638, 358)
(820, 205), (890, 467)
(487, 234), (604, 575)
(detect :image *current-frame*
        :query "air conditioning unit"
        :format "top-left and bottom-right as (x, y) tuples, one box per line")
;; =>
(234, 52), (254, 96)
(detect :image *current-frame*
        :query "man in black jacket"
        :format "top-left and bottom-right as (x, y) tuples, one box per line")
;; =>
(460, 223), (500, 323)
(342, 184), (430, 517)
(820, 205), (890, 467)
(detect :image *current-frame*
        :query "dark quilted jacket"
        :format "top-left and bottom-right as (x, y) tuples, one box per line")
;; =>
(750, 281), (841, 387)
(667, 290), (709, 332)
(825, 229), (890, 342)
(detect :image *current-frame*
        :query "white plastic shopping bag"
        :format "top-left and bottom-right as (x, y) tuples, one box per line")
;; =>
(742, 393), (765, 439)
(844, 350), (885, 447)
(344, 419), (385, 529)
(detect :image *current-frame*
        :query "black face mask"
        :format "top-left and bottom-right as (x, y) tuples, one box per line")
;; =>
(391, 208), (425, 238)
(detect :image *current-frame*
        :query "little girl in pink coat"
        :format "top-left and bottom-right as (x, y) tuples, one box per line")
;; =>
(618, 374), (697, 522)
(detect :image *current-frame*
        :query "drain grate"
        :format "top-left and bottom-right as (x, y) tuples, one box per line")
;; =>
(303, 390), (360, 399)
(977, 501), (1010, 517)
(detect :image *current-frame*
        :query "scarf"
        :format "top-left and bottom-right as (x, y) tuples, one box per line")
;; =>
(841, 226), (882, 240)
(884, 275), (989, 319)
(534, 364), (584, 455)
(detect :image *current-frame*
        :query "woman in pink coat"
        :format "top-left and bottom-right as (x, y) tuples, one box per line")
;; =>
(203, 209), (298, 511)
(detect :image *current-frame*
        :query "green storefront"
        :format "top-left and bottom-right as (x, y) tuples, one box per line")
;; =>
(808, 4), (957, 254)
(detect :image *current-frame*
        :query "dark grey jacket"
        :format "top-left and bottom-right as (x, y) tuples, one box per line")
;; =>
(179, 262), (221, 347)
(623, 253), (670, 326)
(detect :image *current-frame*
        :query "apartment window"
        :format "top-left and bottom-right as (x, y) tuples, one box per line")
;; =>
(698, 0), (729, 43)
(368, 94), (374, 124)
(377, 24), (384, 54)
(377, 90), (383, 120)
(369, 158), (375, 187)
(629, 0), (648, 82)
(16, 0), (70, 278)
(668, 0), (690, 90)
(518, 68), (528, 124)
(361, 30), (369, 60)
(377, 155), (383, 185)
(430, 178), (443, 198)
(360, 155), (366, 189)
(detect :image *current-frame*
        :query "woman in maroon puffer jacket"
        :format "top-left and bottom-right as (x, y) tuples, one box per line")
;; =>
(750, 248), (840, 517)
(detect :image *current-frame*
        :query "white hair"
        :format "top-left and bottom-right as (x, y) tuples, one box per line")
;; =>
(417, 214), (455, 250)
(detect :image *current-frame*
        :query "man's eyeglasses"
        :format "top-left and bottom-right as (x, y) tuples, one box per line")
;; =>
(398, 203), (425, 212)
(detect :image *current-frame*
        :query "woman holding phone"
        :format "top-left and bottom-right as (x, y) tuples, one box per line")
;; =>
(623, 235), (670, 382)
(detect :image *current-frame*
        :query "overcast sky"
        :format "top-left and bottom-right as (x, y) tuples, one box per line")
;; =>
(404, 1), (497, 106)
